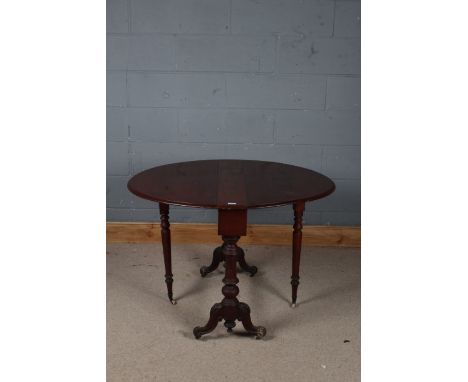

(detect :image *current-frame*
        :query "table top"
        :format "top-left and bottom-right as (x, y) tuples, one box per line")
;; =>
(127, 159), (335, 209)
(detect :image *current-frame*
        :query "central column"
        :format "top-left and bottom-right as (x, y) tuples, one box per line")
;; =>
(218, 209), (246, 334)
(220, 235), (240, 332)
(192, 209), (266, 339)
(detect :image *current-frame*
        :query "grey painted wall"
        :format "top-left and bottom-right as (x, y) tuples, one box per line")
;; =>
(106, 0), (361, 226)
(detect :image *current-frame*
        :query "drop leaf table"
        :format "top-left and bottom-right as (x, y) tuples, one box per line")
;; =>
(127, 159), (335, 339)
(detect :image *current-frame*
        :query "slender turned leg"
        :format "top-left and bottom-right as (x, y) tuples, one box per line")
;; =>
(237, 247), (258, 276)
(200, 246), (223, 277)
(159, 203), (176, 305)
(193, 235), (266, 340)
(291, 201), (305, 308)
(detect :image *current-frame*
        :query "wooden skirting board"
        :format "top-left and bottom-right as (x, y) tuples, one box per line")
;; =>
(107, 222), (360, 248)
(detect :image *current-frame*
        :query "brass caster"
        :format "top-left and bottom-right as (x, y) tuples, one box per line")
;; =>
(291, 303), (296, 308)
(171, 299), (177, 305)
(255, 326), (266, 339)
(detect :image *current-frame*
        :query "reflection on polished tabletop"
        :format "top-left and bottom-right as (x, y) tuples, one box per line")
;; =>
(128, 159), (335, 209)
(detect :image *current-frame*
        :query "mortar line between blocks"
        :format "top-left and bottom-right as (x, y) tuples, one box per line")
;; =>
(108, 105), (361, 113)
(107, 32), (347, 39)
(108, 106), (350, 111)
(272, 111), (277, 144)
(274, 34), (280, 75)
(324, 76), (329, 110)
(124, 71), (129, 108)
(127, 0), (132, 33)
(176, 108), (181, 140)
(332, 0), (337, 37)
(109, 69), (359, 77)
(224, 76), (228, 104)
(228, 0), (232, 34)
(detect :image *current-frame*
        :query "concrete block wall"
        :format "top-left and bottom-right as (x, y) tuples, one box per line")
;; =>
(107, 0), (361, 225)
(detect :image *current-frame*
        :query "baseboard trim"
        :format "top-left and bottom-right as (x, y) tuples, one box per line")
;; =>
(107, 222), (360, 247)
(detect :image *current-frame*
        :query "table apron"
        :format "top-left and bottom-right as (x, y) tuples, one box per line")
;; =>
(218, 209), (247, 236)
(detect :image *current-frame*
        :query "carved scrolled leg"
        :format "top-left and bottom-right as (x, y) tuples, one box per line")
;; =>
(159, 203), (176, 305)
(291, 201), (305, 307)
(200, 246), (223, 277)
(193, 303), (223, 339)
(238, 302), (266, 339)
(237, 247), (258, 277)
(193, 235), (266, 339)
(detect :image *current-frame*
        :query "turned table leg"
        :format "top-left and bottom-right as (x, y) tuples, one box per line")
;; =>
(159, 203), (176, 305)
(291, 201), (305, 307)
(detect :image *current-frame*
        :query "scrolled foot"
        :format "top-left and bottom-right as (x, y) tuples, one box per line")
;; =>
(199, 266), (210, 278)
(193, 327), (202, 339)
(255, 326), (267, 339)
(237, 248), (258, 277)
(247, 265), (258, 277)
(200, 247), (223, 277)
(238, 302), (267, 338)
(193, 303), (223, 339)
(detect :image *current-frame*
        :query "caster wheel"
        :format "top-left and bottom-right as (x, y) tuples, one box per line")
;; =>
(255, 326), (266, 339)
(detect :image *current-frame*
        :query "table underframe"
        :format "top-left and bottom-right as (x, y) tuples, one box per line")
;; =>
(158, 202), (305, 340)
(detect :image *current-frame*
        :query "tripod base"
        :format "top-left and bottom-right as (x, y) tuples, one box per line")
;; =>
(193, 299), (266, 340)
(200, 246), (258, 277)
(194, 235), (265, 340)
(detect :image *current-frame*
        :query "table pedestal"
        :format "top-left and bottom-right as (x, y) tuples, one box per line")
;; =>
(193, 209), (266, 339)
(193, 235), (266, 339)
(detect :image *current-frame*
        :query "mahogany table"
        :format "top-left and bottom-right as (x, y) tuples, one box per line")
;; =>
(127, 159), (335, 339)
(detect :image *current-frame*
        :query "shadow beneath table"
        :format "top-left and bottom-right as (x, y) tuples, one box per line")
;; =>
(298, 280), (360, 306)
(174, 272), (215, 301)
(188, 329), (275, 342)
(251, 273), (290, 304)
